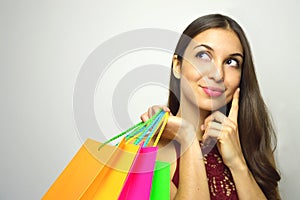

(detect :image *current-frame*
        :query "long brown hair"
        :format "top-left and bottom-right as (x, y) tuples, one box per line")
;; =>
(168, 14), (281, 199)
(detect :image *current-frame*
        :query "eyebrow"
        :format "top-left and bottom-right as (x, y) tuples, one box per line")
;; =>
(193, 44), (244, 59)
(193, 44), (213, 51)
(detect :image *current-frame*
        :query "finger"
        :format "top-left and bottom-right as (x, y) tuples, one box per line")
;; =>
(151, 105), (170, 116)
(228, 88), (240, 122)
(162, 105), (171, 113)
(140, 105), (164, 122)
(206, 121), (223, 131)
(140, 112), (149, 122)
(147, 106), (160, 119)
(202, 121), (223, 142)
(202, 129), (220, 145)
(202, 111), (226, 129)
(148, 107), (156, 117)
(140, 107), (154, 121)
(202, 136), (218, 148)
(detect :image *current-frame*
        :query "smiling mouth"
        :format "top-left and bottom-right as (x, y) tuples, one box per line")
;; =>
(201, 86), (225, 97)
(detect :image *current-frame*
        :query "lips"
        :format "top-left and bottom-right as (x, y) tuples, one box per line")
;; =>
(201, 86), (224, 97)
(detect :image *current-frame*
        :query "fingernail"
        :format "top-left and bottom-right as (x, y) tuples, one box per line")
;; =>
(163, 107), (170, 112)
(143, 116), (149, 122)
(200, 124), (205, 130)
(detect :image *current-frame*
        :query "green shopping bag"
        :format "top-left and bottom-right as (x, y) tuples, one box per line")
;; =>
(150, 160), (171, 200)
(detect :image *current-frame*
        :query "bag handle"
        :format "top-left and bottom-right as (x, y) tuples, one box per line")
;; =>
(98, 109), (164, 150)
(143, 111), (169, 147)
(152, 112), (169, 147)
(127, 111), (168, 147)
(133, 111), (165, 145)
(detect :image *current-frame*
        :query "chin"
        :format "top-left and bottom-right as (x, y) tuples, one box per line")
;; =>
(198, 101), (228, 112)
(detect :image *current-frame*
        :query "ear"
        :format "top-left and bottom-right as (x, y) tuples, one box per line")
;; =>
(172, 55), (181, 79)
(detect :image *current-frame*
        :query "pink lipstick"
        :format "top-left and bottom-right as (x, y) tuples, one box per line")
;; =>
(202, 87), (224, 97)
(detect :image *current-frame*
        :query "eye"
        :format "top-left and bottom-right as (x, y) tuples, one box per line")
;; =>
(225, 58), (240, 68)
(196, 51), (211, 62)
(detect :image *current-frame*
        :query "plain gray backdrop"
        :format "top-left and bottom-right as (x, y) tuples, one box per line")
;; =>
(1, 0), (299, 199)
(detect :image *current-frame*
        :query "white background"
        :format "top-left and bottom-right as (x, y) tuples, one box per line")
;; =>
(1, 0), (299, 199)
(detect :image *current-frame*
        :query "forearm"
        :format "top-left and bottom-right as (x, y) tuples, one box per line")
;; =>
(174, 138), (210, 200)
(230, 165), (266, 200)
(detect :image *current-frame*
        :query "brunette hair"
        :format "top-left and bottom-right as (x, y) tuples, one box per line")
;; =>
(168, 14), (281, 199)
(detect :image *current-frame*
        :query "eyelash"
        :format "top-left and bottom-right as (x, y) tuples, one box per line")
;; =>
(195, 51), (241, 68)
(195, 51), (211, 61)
(225, 58), (240, 68)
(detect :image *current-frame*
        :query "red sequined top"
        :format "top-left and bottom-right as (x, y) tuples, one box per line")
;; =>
(172, 144), (239, 199)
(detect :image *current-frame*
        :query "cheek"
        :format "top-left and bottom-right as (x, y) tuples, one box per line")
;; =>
(181, 63), (203, 82)
(179, 64), (203, 101)
(180, 69), (199, 93)
(226, 77), (240, 88)
(224, 71), (241, 100)
(224, 68), (241, 87)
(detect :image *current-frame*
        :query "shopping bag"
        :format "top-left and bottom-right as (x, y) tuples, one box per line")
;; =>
(80, 138), (140, 200)
(150, 161), (171, 200)
(43, 109), (169, 200)
(43, 138), (139, 200)
(119, 110), (169, 200)
(118, 146), (158, 199)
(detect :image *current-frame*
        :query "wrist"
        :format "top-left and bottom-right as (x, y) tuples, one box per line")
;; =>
(229, 157), (248, 173)
(176, 126), (196, 145)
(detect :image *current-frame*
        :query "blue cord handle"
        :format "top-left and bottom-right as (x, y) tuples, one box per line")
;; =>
(143, 111), (166, 147)
(98, 109), (163, 150)
(133, 110), (164, 145)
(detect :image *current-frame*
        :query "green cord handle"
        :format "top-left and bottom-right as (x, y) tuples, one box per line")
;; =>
(98, 109), (163, 150)
(133, 111), (163, 145)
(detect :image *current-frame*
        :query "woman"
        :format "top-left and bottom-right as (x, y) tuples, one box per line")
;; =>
(141, 14), (281, 199)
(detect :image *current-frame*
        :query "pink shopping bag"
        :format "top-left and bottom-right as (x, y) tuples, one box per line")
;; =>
(118, 146), (158, 200)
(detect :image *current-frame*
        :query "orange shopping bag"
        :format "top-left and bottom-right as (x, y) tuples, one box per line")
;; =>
(43, 138), (139, 200)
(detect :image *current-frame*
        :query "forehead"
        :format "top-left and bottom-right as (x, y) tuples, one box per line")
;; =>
(188, 28), (243, 54)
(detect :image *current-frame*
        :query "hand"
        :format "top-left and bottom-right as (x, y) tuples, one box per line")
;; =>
(163, 115), (197, 145)
(140, 105), (171, 122)
(202, 88), (246, 170)
(140, 105), (196, 145)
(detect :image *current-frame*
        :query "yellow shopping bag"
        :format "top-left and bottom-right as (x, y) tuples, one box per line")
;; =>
(43, 138), (139, 200)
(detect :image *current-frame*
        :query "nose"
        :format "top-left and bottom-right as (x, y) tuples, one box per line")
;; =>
(207, 61), (224, 82)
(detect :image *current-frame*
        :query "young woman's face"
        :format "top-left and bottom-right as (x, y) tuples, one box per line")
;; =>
(174, 28), (243, 111)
